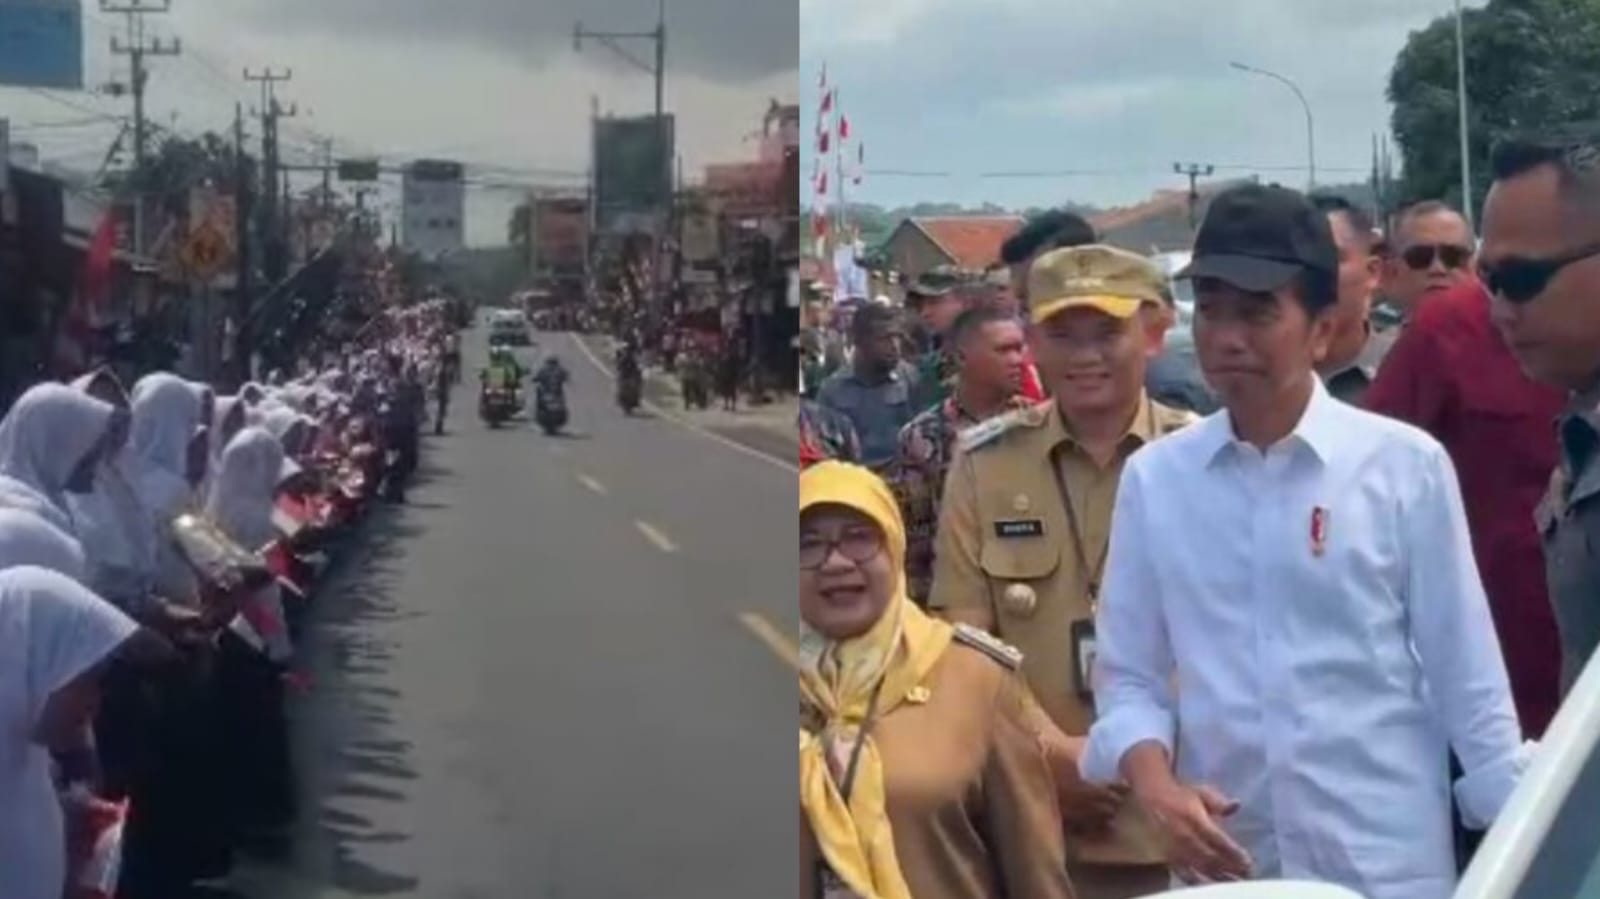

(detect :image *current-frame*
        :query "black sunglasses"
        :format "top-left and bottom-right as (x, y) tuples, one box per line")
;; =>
(1478, 241), (1600, 305)
(1401, 244), (1473, 272)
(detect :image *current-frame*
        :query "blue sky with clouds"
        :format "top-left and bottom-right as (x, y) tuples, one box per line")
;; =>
(800, 0), (1472, 211)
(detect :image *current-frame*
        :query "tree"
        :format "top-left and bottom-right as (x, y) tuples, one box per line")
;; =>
(1388, 0), (1600, 219)
(106, 130), (247, 219)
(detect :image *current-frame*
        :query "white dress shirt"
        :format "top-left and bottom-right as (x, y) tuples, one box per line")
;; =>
(1081, 379), (1528, 899)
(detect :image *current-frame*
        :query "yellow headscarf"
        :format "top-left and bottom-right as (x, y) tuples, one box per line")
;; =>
(799, 461), (953, 899)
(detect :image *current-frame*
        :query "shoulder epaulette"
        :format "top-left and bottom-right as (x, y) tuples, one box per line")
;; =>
(957, 402), (1048, 453)
(951, 623), (1024, 670)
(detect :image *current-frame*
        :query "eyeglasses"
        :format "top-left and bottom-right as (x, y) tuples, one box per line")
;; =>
(1478, 241), (1600, 305)
(799, 526), (884, 570)
(1401, 244), (1473, 272)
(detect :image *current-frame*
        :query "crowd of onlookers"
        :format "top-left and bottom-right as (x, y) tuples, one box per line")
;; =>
(799, 128), (1600, 899)
(1, 294), (458, 899)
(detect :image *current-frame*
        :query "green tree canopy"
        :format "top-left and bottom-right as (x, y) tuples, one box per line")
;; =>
(1389, 0), (1600, 220)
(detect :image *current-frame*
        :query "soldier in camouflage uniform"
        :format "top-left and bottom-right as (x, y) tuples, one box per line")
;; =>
(892, 306), (1030, 606)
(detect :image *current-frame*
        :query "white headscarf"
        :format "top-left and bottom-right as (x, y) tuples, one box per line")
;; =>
(206, 428), (298, 662)
(0, 510), (87, 581)
(0, 383), (115, 535)
(128, 374), (203, 521)
(64, 372), (155, 606)
(0, 566), (136, 899)
(206, 426), (296, 552)
(129, 374), (205, 604)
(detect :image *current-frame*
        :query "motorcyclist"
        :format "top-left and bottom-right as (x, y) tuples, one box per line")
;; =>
(480, 346), (524, 407)
(534, 356), (570, 398)
(615, 340), (643, 407)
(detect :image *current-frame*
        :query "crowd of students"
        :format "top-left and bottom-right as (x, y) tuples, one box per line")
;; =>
(0, 299), (457, 899)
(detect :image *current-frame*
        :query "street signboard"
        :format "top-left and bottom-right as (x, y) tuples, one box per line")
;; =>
(181, 186), (236, 284)
(531, 196), (587, 273)
(0, 0), (82, 89)
(680, 207), (720, 264)
(179, 223), (228, 281)
(705, 160), (784, 220)
(337, 159), (380, 182)
(593, 114), (674, 235)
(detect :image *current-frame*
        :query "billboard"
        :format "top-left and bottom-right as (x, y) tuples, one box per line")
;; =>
(705, 160), (784, 220)
(0, 0), (82, 89)
(402, 159), (464, 260)
(531, 196), (587, 274)
(592, 114), (673, 235)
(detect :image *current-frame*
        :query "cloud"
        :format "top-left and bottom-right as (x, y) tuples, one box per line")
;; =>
(800, 0), (1465, 209)
(221, 0), (797, 84)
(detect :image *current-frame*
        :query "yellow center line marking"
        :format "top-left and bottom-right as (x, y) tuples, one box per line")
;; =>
(577, 474), (608, 496)
(738, 612), (799, 671)
(635, 520), (678, 553)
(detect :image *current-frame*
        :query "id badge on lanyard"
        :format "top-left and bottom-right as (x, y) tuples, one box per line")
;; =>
(1071, 617), (1097, 701)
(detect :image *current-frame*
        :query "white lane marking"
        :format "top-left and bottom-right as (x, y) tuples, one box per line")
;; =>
(577, 474), (608, 496)
(635, 520), (679, 553)
(568, 332), (799, 474)
(738, 612), (799, 671)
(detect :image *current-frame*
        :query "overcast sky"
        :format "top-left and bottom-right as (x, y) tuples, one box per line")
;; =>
(800, 0), (1470, 212)
(3, 0), (797, 245)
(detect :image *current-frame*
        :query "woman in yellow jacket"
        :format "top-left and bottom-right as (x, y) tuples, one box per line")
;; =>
(799, 461), (1075, 899)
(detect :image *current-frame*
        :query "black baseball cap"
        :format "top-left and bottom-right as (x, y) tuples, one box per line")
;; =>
(1178, 184), (1338, 292)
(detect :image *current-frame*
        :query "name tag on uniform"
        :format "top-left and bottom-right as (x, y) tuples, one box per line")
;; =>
(993, 519), (1044, 539)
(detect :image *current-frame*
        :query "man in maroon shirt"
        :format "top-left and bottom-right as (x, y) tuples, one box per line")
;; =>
(1366, 278), (1566, 737)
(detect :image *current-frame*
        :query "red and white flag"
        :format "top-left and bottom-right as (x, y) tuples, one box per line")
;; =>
(839, 114), (850, 142)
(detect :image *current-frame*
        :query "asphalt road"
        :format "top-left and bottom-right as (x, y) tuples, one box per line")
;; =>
(239, 328), (798, 899)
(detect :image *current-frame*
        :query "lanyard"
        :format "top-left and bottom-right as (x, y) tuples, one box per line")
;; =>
(1049, 402), (1154, 615)
(837, 676), (886, 803)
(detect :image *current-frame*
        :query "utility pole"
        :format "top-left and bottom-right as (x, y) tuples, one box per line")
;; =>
(1174, 162), (1215, 234)
(104, 0), (179, 255)
(246, 67), (294, 284)
(319, 137), (334, 213)
(575, 0), (669, 323)
(1454, 0), (1474, 232)
(233, 102), (254, 384)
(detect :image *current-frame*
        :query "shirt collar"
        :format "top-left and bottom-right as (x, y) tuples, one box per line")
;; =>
(1202, 378), (1341, 468)
(1045, 391), (1160, 454)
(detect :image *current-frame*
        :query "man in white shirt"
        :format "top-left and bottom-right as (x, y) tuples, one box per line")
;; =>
(1080, 184), (1529, 899)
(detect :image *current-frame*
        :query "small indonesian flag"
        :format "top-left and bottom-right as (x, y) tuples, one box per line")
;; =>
(1310, 506), (1329, 557)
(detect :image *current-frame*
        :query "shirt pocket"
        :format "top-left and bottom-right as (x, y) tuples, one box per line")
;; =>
(979, 535), (1062, 626)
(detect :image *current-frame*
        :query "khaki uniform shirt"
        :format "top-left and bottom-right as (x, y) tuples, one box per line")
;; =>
(1537, 378), (1600, 693)
(929, 394), (1197, 866)
(800, 635), (1074, 899)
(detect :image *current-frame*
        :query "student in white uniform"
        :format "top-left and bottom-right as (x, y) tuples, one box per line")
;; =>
(1080, 184), (1530, 899)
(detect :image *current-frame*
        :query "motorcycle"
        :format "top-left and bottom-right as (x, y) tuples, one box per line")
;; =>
(617, 366), (643, 415)
(480, 385), (518, 428)
(535, 385), (568, 435)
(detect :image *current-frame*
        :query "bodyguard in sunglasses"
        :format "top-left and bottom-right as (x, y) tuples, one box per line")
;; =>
(1366, 207), (1567, 742)
(1482, 132), (1600, 698)
(1385, 200), (1478, 318)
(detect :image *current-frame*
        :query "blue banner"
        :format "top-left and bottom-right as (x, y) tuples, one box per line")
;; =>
(0, 0), (83, 90)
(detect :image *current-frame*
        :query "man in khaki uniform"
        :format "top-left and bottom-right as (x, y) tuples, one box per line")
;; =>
(931, 244), (1197, 898)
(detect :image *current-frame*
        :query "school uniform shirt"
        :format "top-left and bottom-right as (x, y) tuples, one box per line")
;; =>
(1081, 378), (1529, 899)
